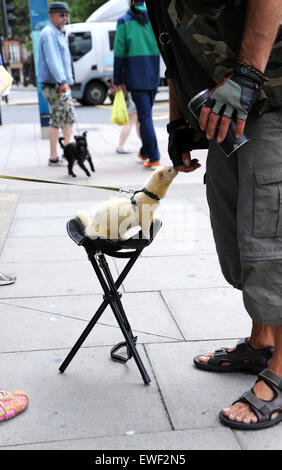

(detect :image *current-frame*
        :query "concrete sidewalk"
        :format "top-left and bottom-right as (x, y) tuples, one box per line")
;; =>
(0, 115), (279, 451)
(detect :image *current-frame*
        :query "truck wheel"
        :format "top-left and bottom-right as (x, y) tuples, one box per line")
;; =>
(84, 82), (107, 106)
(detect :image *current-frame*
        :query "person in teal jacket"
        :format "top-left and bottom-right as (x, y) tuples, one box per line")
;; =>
(113, 0), (161, 168)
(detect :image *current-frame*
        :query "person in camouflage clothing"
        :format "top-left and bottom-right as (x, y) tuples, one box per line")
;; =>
(146, 0), (282, 430)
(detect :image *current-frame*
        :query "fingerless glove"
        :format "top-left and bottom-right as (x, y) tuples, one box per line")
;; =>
(210, 63), (266, 120)
(167, 121), (208, 166)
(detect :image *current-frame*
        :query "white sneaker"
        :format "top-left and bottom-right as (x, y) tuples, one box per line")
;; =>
(0, 272), (16, 286)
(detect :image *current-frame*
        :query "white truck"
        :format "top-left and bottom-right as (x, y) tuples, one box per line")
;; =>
(65, 21), (117, 105)
(65, 0), (166, 106)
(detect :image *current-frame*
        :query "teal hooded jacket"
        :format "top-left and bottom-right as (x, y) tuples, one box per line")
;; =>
(113, 3), (160, 90)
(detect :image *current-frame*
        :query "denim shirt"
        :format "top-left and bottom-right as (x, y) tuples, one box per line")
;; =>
(38, 23), (74, 85)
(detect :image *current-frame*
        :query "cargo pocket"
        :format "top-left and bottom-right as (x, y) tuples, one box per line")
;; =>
(253, 167), (282, 238)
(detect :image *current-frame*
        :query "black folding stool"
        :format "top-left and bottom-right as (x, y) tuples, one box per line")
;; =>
(59, 217), (162, 384)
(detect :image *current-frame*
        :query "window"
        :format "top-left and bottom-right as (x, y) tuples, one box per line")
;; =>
(9, 44), (20, 63)
(108, 31), (116, 51)
(68, 32), (92, 62)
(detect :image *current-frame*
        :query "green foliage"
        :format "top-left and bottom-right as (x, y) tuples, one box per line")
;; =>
(13, 0), (31, 40)
(48, 0), (108, 24)
(1, 0), (109, 40)
(71, 0), (108, 23)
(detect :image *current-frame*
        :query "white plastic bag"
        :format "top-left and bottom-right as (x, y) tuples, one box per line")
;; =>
(0, 65), (13, 96)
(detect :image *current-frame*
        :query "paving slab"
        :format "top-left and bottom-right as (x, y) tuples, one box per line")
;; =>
(156, 209), (211, 232)
(0, 291), (183, 352)
(146, 341), (254, 430)
(0, 259), (118, 297)
(2, 291), (183, 339)
(162, 287), (252, 341)
(9, 216), (69, 238)
(142, 229), (216, 256)
(0, 301), (178, 353)
(6, 186), (70, 203)
(0, 348), (171, 447)
(1, 236), (83, 262)
(0, 427), (240, 450)
(14, 200), (108, 218)
(0, 193), (18, 250)
(234, 427), (282, 450)
(115, 254), (228, 292)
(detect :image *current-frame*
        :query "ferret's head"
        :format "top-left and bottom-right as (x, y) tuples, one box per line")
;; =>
(145, 166), (178, 199)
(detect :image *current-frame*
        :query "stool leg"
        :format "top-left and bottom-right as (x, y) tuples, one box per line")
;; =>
(110, 300), (151, 384)
(95, 254), (151, 385)
(59, 254), (139, 373)
(59, 300), (107, 373)
(59, 249), (151, 384)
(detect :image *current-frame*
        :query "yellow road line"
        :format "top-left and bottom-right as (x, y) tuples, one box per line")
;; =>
(153, 113), (169, 121)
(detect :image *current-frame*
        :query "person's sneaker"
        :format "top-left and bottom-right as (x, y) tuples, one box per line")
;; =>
(48, 157), (67, 167)
(0, 271), (16, 286)
(137, 152), (148, 163)
(0, 391), (29, 422)
(143, 161), (161, 169)
(116, 147), (132, 154)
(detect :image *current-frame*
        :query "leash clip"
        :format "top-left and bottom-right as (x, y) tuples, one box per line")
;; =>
(119, 188), (135, 195)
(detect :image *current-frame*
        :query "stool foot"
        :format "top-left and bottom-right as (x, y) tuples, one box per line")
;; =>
(110, 336), (138, 363)
(110, 336), (151, 385)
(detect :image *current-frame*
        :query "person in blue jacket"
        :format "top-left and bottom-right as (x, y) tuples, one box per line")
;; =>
(114, 0), (161, 168)
(38, 1), (75, 166)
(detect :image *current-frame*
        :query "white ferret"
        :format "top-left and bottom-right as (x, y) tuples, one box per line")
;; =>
(76, 166), (178, 241)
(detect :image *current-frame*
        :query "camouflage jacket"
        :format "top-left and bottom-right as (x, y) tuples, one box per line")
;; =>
(147, 0), (282, 114)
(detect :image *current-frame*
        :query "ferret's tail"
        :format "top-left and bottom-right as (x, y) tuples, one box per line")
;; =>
(76, 210), (91, 228)
(58, 137), (65, 150)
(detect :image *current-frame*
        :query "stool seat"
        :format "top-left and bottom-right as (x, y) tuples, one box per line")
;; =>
(67, 217), (162, 258)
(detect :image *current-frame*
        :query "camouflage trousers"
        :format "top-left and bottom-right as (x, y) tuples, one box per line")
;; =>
(206, 108), (282, 325)
(42, 86), (76, 129)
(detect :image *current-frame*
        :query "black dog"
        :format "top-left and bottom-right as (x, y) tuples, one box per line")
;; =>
(59, 131), (95, 177)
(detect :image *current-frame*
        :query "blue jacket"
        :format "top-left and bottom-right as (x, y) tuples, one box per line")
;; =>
(113, 5), (160, 90)
(38, 23), (74, 85)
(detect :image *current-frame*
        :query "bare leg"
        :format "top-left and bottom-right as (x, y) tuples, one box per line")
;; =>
(63, 123), (73, 146)
(49, 127), (59, 159)
(136, 119), (141, 140)
(221, 325), (282, 424)
(118, 112), (136, 150)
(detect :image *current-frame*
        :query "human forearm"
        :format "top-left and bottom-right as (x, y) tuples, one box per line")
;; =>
(239, 0), (282, 72)
(169, 80), (184, 122)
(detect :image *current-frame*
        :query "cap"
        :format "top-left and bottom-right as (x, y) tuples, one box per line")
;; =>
(49, 2), (70, 14)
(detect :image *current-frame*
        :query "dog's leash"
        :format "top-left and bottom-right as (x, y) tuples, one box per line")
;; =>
(0, 174), (134, 194)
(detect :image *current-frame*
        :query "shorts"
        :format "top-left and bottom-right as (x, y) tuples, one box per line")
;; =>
(42, 86), (76, 128)
(126, 92), (136, 114)
(206, 108), (282, 325)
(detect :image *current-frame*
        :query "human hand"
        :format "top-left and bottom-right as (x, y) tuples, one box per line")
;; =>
(59, 82), (70, 93)
(199, 63), (265, 143)
(168, 125), (201, 173)
(114, 84), (128, 100)
(174, 154), (201, 173)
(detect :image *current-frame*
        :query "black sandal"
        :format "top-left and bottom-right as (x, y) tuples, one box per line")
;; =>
(193, 338), (273, 374)
(219, 368), (282, 430)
